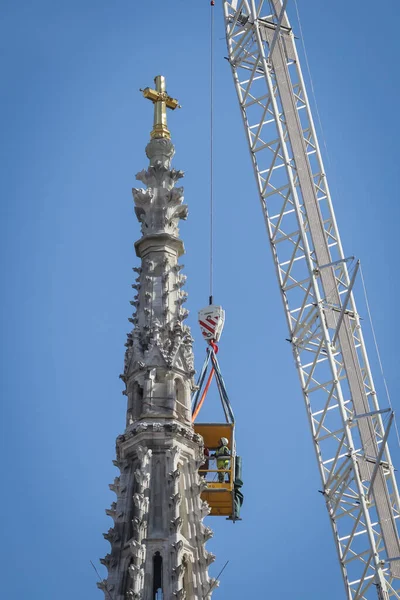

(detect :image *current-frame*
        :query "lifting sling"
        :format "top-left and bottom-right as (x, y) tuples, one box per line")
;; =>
(192, 304), (243, 520)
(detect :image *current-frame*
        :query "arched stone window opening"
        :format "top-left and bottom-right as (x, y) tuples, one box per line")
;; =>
(174, 378), (188, 422)
(153, 552), (163, 599)
(182, 554), (188, 589)
(128, 381), (143, 423)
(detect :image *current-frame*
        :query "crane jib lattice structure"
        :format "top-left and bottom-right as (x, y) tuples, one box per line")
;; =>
(222, 1), (400, 599)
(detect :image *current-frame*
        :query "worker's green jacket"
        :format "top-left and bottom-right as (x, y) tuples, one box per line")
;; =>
(215, 446), (230, 461)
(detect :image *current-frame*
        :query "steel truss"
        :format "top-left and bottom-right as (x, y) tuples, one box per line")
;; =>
(222, 1), (400, 598)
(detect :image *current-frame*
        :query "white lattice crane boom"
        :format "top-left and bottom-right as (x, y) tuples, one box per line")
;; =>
(222, 1), (400, 598)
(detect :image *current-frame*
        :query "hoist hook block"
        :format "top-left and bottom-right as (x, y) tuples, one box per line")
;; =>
(198, 305), (225, 344)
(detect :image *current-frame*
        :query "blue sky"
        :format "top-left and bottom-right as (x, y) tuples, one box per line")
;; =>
(2, 1), (400, 598)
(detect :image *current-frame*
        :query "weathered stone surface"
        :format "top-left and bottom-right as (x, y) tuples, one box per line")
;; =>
(99, 121), (214, 599)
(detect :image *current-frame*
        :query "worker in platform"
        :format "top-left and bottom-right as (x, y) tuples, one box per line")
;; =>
(214, 437), (230, 483)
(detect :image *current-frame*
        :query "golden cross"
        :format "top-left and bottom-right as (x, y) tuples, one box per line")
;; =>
(141, 75), (180, 140)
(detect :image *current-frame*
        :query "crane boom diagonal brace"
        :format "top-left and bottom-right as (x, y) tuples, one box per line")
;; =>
(222, 1), (400, 598)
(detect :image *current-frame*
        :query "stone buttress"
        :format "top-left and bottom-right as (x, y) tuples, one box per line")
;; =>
(98, 109), (217, 599)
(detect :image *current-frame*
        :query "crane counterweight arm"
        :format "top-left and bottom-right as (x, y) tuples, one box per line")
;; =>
(222, 1), (400, 598)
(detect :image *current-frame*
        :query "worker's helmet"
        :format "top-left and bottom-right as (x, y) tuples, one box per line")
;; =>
(220, 437), (229, 446)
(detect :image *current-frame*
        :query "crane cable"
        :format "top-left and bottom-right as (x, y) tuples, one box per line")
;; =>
(359, 264), (400, 449)
(90, 561), (116, 600)
(192, 1), (218, 423)
(192, 0), (216, 424)
(294, 1), (400, 452)
(192, 341), (235, 423)
(209, 0), (215, 305)
(293, 0), (332, 172)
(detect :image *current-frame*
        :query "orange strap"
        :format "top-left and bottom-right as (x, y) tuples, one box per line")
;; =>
(192, 342), (218, 422)
(192, 368), (215, 422)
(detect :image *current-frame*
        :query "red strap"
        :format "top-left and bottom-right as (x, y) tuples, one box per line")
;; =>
(210, 340), (219, 354)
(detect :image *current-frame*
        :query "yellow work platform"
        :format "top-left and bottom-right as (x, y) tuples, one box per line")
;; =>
(194, 423), (236, 519)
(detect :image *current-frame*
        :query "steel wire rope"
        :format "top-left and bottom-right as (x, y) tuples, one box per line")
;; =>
(293, 258), (357, 349)
(291, 0), (359, 327)
(296, 259), (359, 429)
(204, 560), (229, 598)
(293, 0), (332, 172)
(358, 409), (391, 466)
(346, 411), (396, 504)
(209, 0), (215, 305)
(293, 0), (362, 312)
(327, 414), (392, 515)
(306, 253), (399, 467)
(90, 560), (116, 600)
(293, 3), (400, 461)
(192, 1), (216, 424)
(293, 0), (353, 300)
(359, 263), (400, 449)
(314, 259), (395, 451)
(321, 411), (392, 505)
(320, 272), (398, 476)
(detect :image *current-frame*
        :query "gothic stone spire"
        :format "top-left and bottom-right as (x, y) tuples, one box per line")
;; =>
(99, 76), (217, 600)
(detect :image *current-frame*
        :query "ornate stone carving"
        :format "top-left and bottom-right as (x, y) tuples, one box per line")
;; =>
(193, 478), (208, 493)
(169, 492), (182, 508)
(170, 516), (183, 532)
(100, 103), (215, 599)
(133, 159), (188, 238)
(144, 138), (175, 163)
(173, 563), (185, 578)
(176, 291), (188, 305)
(126, 590), (141, 600)
(200, 501), (211, 519)
(179, 308), (189, 320)
(166, 445), (181, 461)
(132, 516), (144, 534)
(97, 580), (111, 592)
(137, 158), (183, 190)
(174, 275), (186, 289)
(168, 468), (181, 482)
(135, 423), (148, 433)
(134, 468), (150, 488)
(109, 477), (120, 494)
(133, 493), (144, 509)
(201, 525), (213, 542)
(100, 554), (117, 569)
(103, 528), (120, 544)
(129, 563), (143, 578)
(105, 502), (117, 519)
(165, 422), (179, 434)
(172, 539), (184, 553)
(207, 579), (219, 592)
(205, 552), (216, 566)
(136, 445), (151, 461)
(126, 421), (203, 446)
(129, 539), (146, 557)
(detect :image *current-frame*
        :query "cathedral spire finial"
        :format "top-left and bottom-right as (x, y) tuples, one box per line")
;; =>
(141, 75), (180, 140)
(100, 73), (215, 600)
